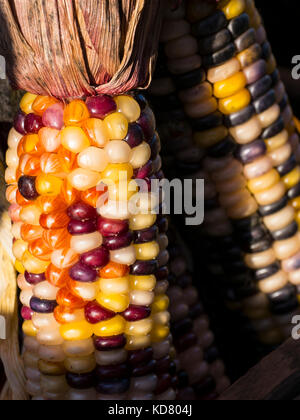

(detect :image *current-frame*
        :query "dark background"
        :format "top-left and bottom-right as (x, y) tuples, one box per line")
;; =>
(256, 0), (300, 112)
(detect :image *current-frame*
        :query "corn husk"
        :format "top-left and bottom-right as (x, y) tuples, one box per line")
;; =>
(0, 0), (165, 99)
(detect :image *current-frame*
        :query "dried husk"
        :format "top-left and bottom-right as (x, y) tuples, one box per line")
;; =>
(0, 0), (165, 99)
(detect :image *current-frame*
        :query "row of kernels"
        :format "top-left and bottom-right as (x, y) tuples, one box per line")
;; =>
(187, 0), (300, 305)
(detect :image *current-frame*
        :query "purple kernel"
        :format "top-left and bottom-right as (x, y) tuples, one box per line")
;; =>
(68, 219), (97, 235)
(80, 246), (109, 269)
(122, 305), (151, 322)
(103, 231), (133, 251)
(67, 202), (98, 221)
(69, 262), (98, 283)
(25, 271), (46, 285)
(86, 95), (117, 119)
(24, 113), (44, 134)
(85, 301), (114, 324)
(18, 176), (39, 201)
(14, 111), (27, 135)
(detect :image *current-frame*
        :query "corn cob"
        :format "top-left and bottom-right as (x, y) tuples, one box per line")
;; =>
(5, 92), (175, 400)
(167, 224), (230, 400)
(149, 0), (300, 350)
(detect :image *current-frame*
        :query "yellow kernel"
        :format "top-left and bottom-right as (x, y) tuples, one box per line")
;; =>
(23, 320), (38, 337)
(151, 325), (170, 343)
(104, 112), (129, 140)
(221, 0), (246, 19)
(35, 174), (63, 196)
(20, 93), (38, 114)
(129, 275), (156, 291)
(247, 170), (280, 194)
(219, 89), (251, 115)
(134, 242), (160, 261)
(15, 260), (25, 274)
(101, 163), (133, 184)
(125, 319), (153, 336)
(99, 277), (130, 294)
(290, 197), (300, 211)
(214, 72), (247, 99)
(93, 315), (126, 337)
(130, 214), (157, 231)
(282, 167), (300, 190)
(96, 293), (130, 313)
(115, 96), (141, 123)
(152, 295), (170, 314)
(60, 321), (94, 341)
(126, 335), (151, 351)
(265, 130), (288, 152)
(38, 360), (66, 376)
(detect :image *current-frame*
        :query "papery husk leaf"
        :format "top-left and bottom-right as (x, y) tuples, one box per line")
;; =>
(0, 0), (165, 99)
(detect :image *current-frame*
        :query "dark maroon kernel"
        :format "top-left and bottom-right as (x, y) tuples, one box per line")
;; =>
(124, 123), (144, 148)
(95, 378), (130, 395)
(80, 246), (109, 268)
(98, 217), (129, 237)
(174, 332), (197, 353)
(66, 372), (95, 390)
(94, 335), (127, 351)
(21, 306), (33, 320)
(122, 305), (151, 322)
(137, 108), (156, 141)
(134, 93), (148, 110)
(155, 266), (169, 281)
(69, 262), (98, 283)
(24, 113), (44, 134)
(103, 231), (133, 251)
(67, 219), (96, 235)
(86, 95), (116, 119)
(130, 259), (159, 276)
(132, 359), (156, 377)
(95, 364), (129, 380)
(155, 356), (171, 375)
(128, 348), (153, 367)
(14, 110), (27, 135)
(30, 297), (57, 314)
(18, 176), (39, 201)
(85, 301), (114, 324)
(133, 226), (158, 244)
(25, 271), (46, 285)
(154, 374), (172, 395)
(67, 202), (98, 221)
(134, 160), (153, 179)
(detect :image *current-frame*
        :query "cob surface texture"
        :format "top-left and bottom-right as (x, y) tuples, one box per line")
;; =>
(148, 0), (300, 352)
(5, 92), (177, 400)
